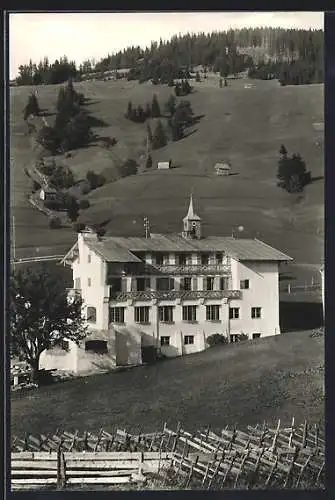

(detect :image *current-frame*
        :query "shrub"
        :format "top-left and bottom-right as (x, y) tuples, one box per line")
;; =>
(44, 199), (62, 211)
(49, 216), (62, 229)
(206, 334), (228, 347)
(32, 180), (41, 192)
(236, 333), (249, 342)
(73, 222), (86, 232)
(86, 170), (106, 190)
(78, 199), (90, 210)
(121, 159), (138, 177)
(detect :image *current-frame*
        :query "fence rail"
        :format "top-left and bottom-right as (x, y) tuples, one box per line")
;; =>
(279, 282), (322, 294)
(12, 420), (325, 490)
(11, 255), (64, 265)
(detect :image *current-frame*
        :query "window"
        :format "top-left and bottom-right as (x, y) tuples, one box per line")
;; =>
(109, 307), (125, 324)
(159, 306), (174, 323)
(156, 277), (174, 291)
(136, 277), (151, 291)
(240, 279), (250, 290)
(251, 307), (262, 319)
(184, 335), (194, 345)
(229, 307), (240, 319)
(230, 334), (239, 343)
(135, 306), (150, 324)
(201, 253), (209, 265)
(180, 277), (192, 291)
(220, 277), (229, 290)
(155, 254), (163, 265)
(87, 306), (96, 323)
(163, 254), (170, 265)
(74, 278), (81, 290)
(109, 277), (122, 291)
(160, 336), (170, 346)
(178, 253), (188, 265)
(85, 340), (108, 354)
(88, 254), (91, 263)
(182, 305), (197, 322)
(252, 333), (261, 339)
(87, 278), (91, 287)
(206, 305), (220, 321)
(204, 277), (214, 291)
(216, 253), (223, 264)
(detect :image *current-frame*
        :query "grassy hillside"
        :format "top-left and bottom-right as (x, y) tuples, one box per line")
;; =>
(11, 330), (324, 436)
(11, 78), (323, 283)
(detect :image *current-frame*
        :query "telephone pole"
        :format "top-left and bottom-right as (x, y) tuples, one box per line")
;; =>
(12, 215), (16, 269)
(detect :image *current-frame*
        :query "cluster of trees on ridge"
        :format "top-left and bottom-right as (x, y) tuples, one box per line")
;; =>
(125, 92), (197, 156)
(14, 27), (323, 87)
(28, 78), (93, 154)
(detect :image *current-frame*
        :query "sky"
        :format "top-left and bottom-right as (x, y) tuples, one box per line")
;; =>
(9, 11), (324, 79)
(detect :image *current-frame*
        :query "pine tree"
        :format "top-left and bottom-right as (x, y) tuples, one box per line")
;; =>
(136, 105), (145, 123)
(170, 116), (184, 141)
(146, 123), (153, 144)
(164, 94), (176, 117)
(146, 154), (153, 169)
(66, 196), (79, 222)
(125, 100), (133, 119)
(151, 94), (161, 118)
(145, 103), (151, 118)
(152, 120), (167, 150)
(279, 144), (288, 158)
(23, 93), (40, 120)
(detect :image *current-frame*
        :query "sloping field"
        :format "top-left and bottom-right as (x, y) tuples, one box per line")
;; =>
(11, 330), (324, 437)
(11, 79), (324, 282)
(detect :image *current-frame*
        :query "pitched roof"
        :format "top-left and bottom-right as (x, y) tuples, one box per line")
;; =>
(183, 194), (201, 221)
(85, 239), (142, 263)
(79, 233), (292, 263)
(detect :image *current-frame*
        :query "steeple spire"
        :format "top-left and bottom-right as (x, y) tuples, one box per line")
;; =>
(186, 193), (195, 219)
(183, 194), (201, 222)
(182, 194), (202, 239)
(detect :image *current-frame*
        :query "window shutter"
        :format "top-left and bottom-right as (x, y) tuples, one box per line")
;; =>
(145, 278), (151, 290)
(131, 279), (136, 291)
(203, 277), (207, 291)
(169, 278), (175, 290)
(121, 277), (128, 292)
(193, 277), (198, 291)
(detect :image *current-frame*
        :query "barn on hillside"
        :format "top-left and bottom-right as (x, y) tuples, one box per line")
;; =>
(214, 161), (232, 176)
(157, 160), (172, 170)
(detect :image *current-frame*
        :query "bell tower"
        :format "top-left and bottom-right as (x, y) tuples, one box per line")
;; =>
(182, 195), (202, 239)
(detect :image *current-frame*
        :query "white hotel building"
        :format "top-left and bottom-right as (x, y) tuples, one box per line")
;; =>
(40, 196), (292, 374)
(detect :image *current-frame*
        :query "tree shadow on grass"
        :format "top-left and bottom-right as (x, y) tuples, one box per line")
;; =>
(310, 176), (324, 183)
(280, 301), (323, 332)
(179, 128), (198, 140)
(86, 114), (109, 128)
(82, 98), (101, 106)
(39, 109), (55, 117)
(192, 113), (205, 123)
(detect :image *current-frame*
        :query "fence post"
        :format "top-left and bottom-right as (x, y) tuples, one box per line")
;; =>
(288, 283), (291, 294)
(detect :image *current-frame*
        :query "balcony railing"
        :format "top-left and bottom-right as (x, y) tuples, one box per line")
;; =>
(106, 262), (231, 279)
(110, 289), (242, 302)
(152, 263), (231, 275)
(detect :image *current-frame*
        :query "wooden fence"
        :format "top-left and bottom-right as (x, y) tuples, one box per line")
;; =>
(12, 420), (325, 490)
(11, 450), (172, 490)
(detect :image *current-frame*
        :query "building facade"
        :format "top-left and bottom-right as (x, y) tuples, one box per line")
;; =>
(42, 196), (292, 374)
